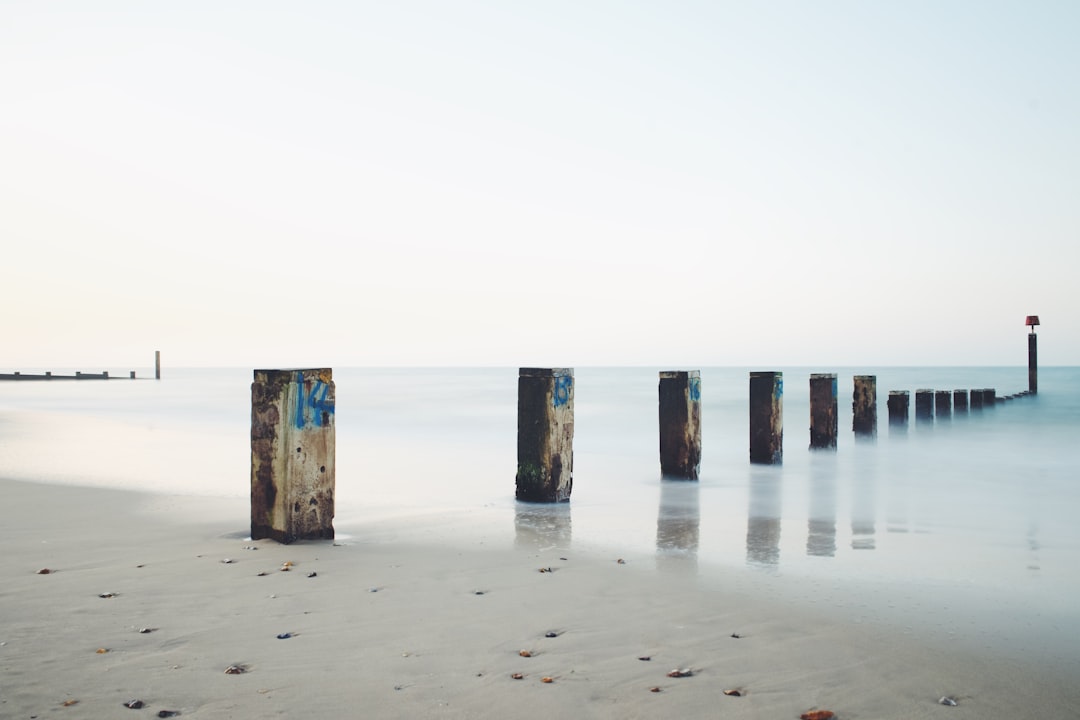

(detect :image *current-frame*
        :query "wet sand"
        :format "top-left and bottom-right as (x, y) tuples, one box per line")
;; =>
(2, 477), (1076, 719)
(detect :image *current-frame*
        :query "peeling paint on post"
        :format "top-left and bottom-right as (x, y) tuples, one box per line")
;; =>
(809, 373), (838, 450)
(915, 389), (934, 425)
(658, 371), (702, 479)
(749, 372), (783, 464)
(935, 390), (952, 420)
(954, 389), (968, 414)
(887, 391), (909, 428)
(852, 375), (877, 438)
(251, 368), (336, 543)
(516, 368), (574, 502)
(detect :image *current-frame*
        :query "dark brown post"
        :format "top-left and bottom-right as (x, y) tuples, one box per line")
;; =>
(852, 375), (877, 438)
(809, 373), (837, 450)
(251, 369), (336, 543)
(749, 371), (783, 464)
(1026, 315), (1040, 394)
(887, 391), (909, 428)
(915, 389), (934, 424)
(516, 368), (574, 502)
(935, 390), (951, 419)
(954, 389), (968, 414)
(658, 371), (702, 479)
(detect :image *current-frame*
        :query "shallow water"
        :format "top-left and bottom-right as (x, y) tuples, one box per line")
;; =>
(2, 365), (1078, 667)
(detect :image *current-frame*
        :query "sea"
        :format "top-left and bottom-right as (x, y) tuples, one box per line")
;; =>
(1, 365), (1078, 670)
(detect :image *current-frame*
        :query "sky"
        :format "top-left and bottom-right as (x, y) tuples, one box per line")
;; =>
(2, 1), (1077, 369)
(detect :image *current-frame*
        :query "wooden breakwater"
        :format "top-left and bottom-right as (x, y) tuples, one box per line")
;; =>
(0, 370), (137, 381)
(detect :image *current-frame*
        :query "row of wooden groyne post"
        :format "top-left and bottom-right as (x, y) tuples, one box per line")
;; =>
(250, 363), (1037, 544)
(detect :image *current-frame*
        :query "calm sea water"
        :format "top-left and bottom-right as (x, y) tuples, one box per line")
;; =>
(2, 366), (1078, 667)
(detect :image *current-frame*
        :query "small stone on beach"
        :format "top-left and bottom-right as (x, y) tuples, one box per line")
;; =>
(519, 650), (533, 657)
(511, 673), (524, 680)
(939, 696), (958, 706)
(638, 656), (651, 661)
(307, 571), (317, 578)
(649, 686), (661, 693)
(723, 688), (742, 696)
(667, 668), (693, 678)
(541, 677), (554, 683)
(138, 628), (157, 634)
(800, 711), (835, 720)
(99, 592), (118, 599)
(224, 664), (247, 675)
(37, 568), (51, 574)
(545, 632), (558, 638)
(157, 711), (180, 718)
(123, 699), (144, 709)
(276, 633), (292, 639)
(617, 559), (626, 564)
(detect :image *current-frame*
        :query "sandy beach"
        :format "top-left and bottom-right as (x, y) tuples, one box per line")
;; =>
(2, 477), (1077, 719)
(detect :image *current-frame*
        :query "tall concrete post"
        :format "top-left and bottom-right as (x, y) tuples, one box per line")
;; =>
(954, 389), (968, 414)
(516, 368), (574, 502)
(887, 391), (909, 428)
(935, 390), (952, 419)
(915, 389), (934, 424)
(251, 368), (336, 543)
(658, 370), (702, 479)
(852, 375), (877, 438)
(749, 371), (783, 464)
(155, 350), (161, 380)
(809, 373), (837, 450)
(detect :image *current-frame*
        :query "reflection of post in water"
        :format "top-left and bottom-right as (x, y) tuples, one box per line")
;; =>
(851, 448), (878, 550)
(656, 479), (700, 560)
(807, 457), (836, 557)
(514, 501), (572, 552)
(746, 469), (782, 567)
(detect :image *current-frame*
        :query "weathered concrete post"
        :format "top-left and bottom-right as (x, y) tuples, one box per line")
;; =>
(251, 369), (336, 543)
(915, 389), (934, 424)
(749, 371), (783, 464)
(516, 368), (574, 502)
(658, 371), (702, 479)
(954, 389), (968, 414)
(809, 373), (837, 450)
(852, 375), (877, 438)
(155, 350), (161, 380)
(887, 391), (909, 427)
(935, 390), (952, 419)
(1026, 315), (1040, 394)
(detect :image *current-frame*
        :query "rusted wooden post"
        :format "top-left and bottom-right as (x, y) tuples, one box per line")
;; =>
(887, 391), (909, 428)
(749, 371), (783, 464)
(935, 390), (951, 419)
(251, 368), (336, 543)
(516, 368), (574, 502)
(155, 350), (161, 380)
(1027, 315), (1039, 394)
(852, 375), (877, 438)
(658, 371), (702, 479)
(915, 389), (934, 424)
(954, 389), (968, 414)
(809, 373), (837, 450)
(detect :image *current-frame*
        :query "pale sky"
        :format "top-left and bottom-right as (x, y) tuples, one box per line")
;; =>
(2, 1), (1077, 369)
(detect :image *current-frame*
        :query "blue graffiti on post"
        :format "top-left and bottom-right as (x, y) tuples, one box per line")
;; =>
(689, 376), (701, 403)
(553, 375), (573, 408)
(294, 372), (335, 429)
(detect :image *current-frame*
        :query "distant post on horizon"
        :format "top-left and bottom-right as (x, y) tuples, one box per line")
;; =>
(516, 368), (574, 502)
(809, 373), (838, 450)
(658, 370), (702, 479)
(852, 375), (877, 438)
(954, 389), (969, 414)
(887, 390), (909, 429)
(1026, 315), (1039, 394)
(749, 371), (783, 464)
(250, 368), (336, 543)
(935, 390), (952, 420)
(155, 350), (161, 380)
(915, 389), (934, 425)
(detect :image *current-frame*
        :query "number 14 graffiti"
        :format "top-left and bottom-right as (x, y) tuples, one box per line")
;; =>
(294, 373), (335, 429)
